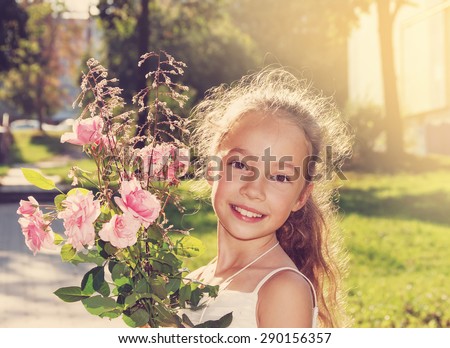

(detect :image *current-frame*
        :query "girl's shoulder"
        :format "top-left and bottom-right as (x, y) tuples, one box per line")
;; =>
(256, 267), (315, 299)
(256, 268), (316, 327)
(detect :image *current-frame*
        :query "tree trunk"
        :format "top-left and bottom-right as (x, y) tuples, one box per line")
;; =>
(376, 0), (404, 164)
(37, 80), (44, 131)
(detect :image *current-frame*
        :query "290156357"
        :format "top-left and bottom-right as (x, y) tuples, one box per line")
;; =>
(260, 332), (332, 344)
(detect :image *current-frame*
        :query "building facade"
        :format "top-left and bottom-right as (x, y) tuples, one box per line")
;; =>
(348, 0), (450, 156)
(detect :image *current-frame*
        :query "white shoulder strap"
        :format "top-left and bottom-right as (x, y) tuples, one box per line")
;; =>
(253, 267), (318, 309)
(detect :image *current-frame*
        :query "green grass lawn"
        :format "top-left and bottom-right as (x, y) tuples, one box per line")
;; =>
(0, 165), (9, 177)
(168, 170), (450, 328)
(339, 171), (450, 327)
(1, 129), (96, 184)
(9, 130), (79, 163)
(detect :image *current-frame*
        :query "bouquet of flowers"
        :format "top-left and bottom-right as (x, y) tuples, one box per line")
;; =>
(16, 51), (229, 328)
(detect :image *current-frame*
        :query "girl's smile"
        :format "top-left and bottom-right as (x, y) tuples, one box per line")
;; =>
(230, 203), (266, 222)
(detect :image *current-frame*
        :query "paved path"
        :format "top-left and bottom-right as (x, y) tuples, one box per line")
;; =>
(0, 156), (71, 188)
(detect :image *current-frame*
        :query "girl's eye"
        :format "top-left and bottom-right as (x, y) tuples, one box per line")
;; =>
(229, 160), (247, 170)
(271, 174), (290, 183)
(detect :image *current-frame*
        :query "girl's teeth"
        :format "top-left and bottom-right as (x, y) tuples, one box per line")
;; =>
(234, 206), (262, 218)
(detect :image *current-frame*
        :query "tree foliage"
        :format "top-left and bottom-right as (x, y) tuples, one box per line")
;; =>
(0, 0), (83, 127)
(97, 0), (258, 106)
(0, 0), (28, 72)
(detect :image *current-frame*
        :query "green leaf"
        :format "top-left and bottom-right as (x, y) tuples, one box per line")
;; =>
(175, 235), (205, 258)
(152, 252), (182, 273)
(54, 194), (67, 211)
(149, 277), (168, 300)
(182, 314), (195, 328)
(100, 204), (111, 215)
(81, 266), (110, 297)
(60, 244), (76, 262)
(111, 262), (130, 281)
(153, 303), (180, 327)
(135, 278), (151, 294)
(82, 295), (121, 317)
(71, 249), (105, 266)
(205, 284), (219, 298)
(104, 242), (118, 256)
(97, 239), (118, 259)
(108, 260), (118, 274)
(124, 292), (152, 308)
(165, 277), (181, 294)
(146, 227), (162, 242)
(99, 204), (113, 218)
(195, 312), (233, 328)
(100, 309), (122, 319)
(54, 286), (90, 303)
(117, 283), (133, 295)
(21, 168), (56, 190)
(111, 262), (133, 288)
(53, 234), (64, 246)
(97, 239), (109, 259)
(190, 287), (203, 307)
(67, 188), (90, 196)
(179, 283), (192, 308)
(123, 308), (150, 328)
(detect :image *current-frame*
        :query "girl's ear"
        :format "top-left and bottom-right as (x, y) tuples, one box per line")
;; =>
(292, 183), (314, 212)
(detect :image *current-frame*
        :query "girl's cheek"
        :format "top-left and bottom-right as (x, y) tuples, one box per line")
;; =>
(268, 181), (301, 196)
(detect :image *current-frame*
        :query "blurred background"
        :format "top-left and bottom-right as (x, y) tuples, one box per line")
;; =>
(0, 0), (449, 328)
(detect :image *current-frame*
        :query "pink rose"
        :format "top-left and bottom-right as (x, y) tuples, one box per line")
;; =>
(140, 144), (190, 183)
(58, 190), (101, 251)
(60, 116), (104, 146)
(114, 178), (161, 228)
(17, 196), (39, 216)
(18, 210), (55, 255)
(98, 213), (141, 249)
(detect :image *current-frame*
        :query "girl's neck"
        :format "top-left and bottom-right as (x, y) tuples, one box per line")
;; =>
(215, 222), (279, 274)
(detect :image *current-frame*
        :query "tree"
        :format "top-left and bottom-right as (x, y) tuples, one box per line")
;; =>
(166, 1), (258, 98)
(0, 0), (83, 129)
(0, 1), (60, 128)
(96, 0), (258, 107)
(0, 0), (28, 72)
(376, 0), (406, 162)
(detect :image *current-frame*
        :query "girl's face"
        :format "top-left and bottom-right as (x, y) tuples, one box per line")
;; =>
(209, 111), (313, 242)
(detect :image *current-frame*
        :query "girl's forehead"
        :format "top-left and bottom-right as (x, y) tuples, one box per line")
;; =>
(218, 111), (310, 160)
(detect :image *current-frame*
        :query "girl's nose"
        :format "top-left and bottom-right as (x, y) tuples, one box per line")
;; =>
(239, 176), (266, 201)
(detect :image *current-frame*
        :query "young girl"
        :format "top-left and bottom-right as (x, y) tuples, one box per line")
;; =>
(183, 68), (351, 328)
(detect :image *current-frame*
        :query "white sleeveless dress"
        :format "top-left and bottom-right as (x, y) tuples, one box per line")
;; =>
(180, 243), (319, 328)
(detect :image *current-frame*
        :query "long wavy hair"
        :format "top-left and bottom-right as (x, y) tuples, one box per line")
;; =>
(190, 68), (352, 327)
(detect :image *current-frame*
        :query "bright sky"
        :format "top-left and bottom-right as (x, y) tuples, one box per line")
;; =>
(60, 0), (99, 19)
